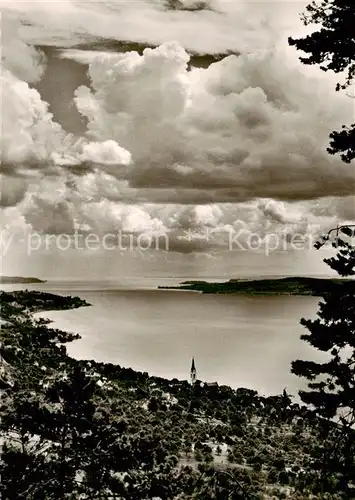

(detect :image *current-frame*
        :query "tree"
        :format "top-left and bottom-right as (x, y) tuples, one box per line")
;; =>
(250, 454), (263, 472)
(291, 227), (355, 494)
(289, 0), (355, 163)
(1, 362), (128, 499)
(267, 467), (278, 484)
(278, 470), (290, 486)
(0, 307), (175, 499)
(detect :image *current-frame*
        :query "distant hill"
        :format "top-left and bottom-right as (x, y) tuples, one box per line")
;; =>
(158, 276), (354, 296)
(0, 276), (46, 284)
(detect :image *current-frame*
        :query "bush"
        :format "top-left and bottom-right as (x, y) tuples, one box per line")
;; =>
(278, 469), (290, 485)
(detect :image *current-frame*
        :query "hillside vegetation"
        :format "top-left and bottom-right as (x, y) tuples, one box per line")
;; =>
(0, 276), (46, 284)
(0, 290), (349, 499)
(158, 277), (353, 296)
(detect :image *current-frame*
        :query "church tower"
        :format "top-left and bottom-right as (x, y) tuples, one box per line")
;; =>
(190, 357), (197, 385)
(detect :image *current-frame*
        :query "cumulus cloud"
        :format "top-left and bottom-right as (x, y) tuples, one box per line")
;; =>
(1, 69), (66, 165)
(5, 188), (344, 255)
(0, 17), (134, 207)
(0, 175), (29, 207)
(1, 65), (131, 173)
(1, 14), (46, 83)
(79, 140), (132, 166)
(1, 2), (353, 253)
(25, 198), (75, 235)
(0, 0), (296, 54)
(72, 42), (354, 203)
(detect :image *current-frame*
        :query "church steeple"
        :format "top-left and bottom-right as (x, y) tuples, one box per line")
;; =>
(190, 357), (197, 385)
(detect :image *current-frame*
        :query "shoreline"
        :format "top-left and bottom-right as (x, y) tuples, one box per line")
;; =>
(1, 288), (345, 498)
(158, 276), (352, 296)
(1, 288), (297, 395)
(26, 290), (315, 396)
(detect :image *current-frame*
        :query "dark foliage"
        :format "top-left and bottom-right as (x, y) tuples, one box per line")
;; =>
(291, 229), (355, 495)
(288, 0), (355, 164)
(1, 289), (344, 498)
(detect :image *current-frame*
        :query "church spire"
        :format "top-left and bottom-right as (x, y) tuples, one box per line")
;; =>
(190, 357), (197, 385)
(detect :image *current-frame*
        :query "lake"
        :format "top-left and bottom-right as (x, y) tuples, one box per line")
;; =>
(2, 279), (326, 396)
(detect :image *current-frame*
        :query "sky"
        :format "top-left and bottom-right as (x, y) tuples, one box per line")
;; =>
(0, 0), (354, 279)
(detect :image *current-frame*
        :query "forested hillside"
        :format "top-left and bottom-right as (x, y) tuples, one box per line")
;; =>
(0, 290), (348, 499)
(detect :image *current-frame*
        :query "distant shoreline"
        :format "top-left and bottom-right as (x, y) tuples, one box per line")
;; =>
(158, 276), (353, 296)
(0, 290), (90, 320)
(0, 276), (46, 284)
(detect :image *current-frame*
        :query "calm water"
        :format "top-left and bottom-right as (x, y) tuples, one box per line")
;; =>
(2, 279), (326, 396)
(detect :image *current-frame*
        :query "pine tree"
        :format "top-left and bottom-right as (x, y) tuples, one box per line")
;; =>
(1, 304), (174, 499)
(291, 227), (355, 494)
(289, 5), (355, 489)
(288, 0), (355, 163)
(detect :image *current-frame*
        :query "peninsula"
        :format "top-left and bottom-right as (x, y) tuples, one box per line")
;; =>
(0, 275), (46, 284)
(158, 276), (353, 296)
(0, 290), (90, 320)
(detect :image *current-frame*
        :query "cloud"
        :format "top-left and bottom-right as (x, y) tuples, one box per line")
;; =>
(162, 0), (216, 12)
(4, 188), (345, 255)
(1, 2), (353, 253)
(0, 176), (29, 207)
(0, 19), (133, 203)
(25, 198), (75, 235)
(0, 0), (305, 54)
(72, 42), (354, 203)
(1, 13), (46, 83)
(1, 69), (66, 165)
(78, 140), (132, 166)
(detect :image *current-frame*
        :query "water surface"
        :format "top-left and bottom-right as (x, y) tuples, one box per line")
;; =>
(6, 279), (326, 396)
